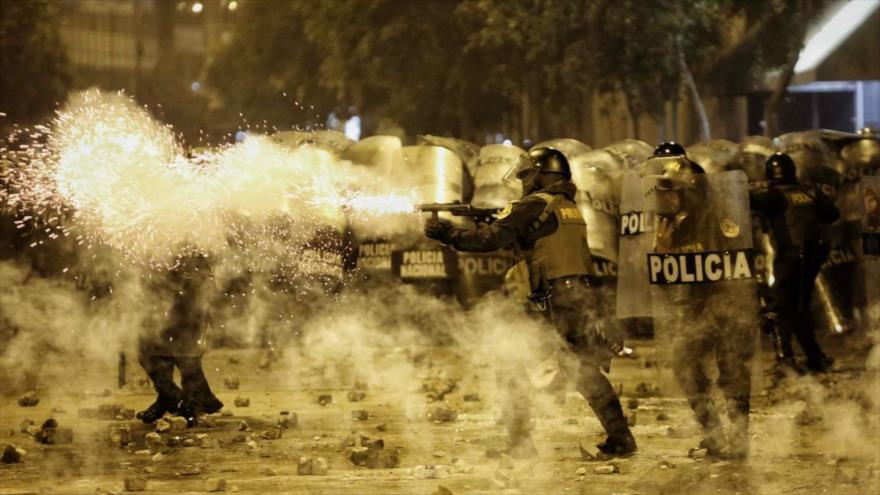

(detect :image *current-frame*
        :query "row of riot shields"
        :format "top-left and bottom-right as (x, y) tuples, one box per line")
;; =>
(264, 128), (879, 336)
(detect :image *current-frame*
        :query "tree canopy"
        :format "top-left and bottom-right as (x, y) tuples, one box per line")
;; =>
(205, 0), (832, 142)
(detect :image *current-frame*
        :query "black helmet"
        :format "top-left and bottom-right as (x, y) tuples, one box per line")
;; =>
(646, 142), (705, 178)
(765, 152), (797, 184)
(503, 146), (571, 183)
(653, 142), (687, 157)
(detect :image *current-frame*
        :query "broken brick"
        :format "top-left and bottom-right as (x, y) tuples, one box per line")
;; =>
(36, 420), (73, 445)
(17, 391), (39, 407)
(427, 406), (457, 423)
(206, 478), (227, 492)
(145, 432), (163, 452)
(318, 394), (333, 406)
(233, 396), (250, 407)
(2, 445), (22, 464)
(351, 410), (369, 421)
(261, 427), (282, 440)
(297, 456), (314, 475)
(594, 464), (619, 474)
(347, 390), (366, 402)
(224, 376), (240, 390)
(170, 417), (188, 431)
(110, 425), (132, 446)
(155, 419), (171, 433)
(312, 457), (329, 475)
(277, 413), (297, 429)
(98, 404), (122, 420)
(124, 477), (147, 492)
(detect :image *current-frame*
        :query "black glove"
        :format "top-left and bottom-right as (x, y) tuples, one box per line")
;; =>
(424, 218), (455, 242)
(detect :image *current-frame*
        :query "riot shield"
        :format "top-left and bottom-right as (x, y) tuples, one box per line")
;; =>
(616, 170), (653, 318)
(604, 139), (654, 170)
(472, 144), (524, 208)
(571, 149), (625, 182)
(271, 130), (352, 156)
(842, 129), (880, 177)
(685, 139), (738, 174)
(861, 176), (880, 325)
(570, 164), (619, 264)
(342, 135), (405, 176)
(417, 134), (480, 176)
(403, 145), (465, 205)
(644, 170), (758, 396)
(642, 170), (755, 315)
(729, 136), (774, 189)
(530, 138), (591, 158)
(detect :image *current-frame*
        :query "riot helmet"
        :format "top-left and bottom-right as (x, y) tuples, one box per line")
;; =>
(503, 146), (571, 193)
(764, 152), (797, 185)
(649, 145), (706, 218)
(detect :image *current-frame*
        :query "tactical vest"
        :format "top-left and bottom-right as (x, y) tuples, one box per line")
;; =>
(522, 192), (594, 285)
(772, 184), (821, 250)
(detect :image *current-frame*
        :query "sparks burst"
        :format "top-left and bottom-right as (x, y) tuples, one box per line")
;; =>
(1, 89), (422, 275)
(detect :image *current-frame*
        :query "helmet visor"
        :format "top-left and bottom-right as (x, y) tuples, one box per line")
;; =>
(502, 153), (539, 184)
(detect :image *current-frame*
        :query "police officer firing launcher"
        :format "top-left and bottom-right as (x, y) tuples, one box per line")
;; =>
(424, 147), (636, 457)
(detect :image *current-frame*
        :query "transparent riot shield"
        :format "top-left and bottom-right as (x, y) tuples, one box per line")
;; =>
(861, 176), (880, 327)
(616, 170), (653, 318)
(685, 139), (738, 174)
(643, 170), (758, 396)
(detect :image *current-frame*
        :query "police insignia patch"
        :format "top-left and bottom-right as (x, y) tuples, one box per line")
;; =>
(720, 218), (741, 238)
(496, 204), (514, 219)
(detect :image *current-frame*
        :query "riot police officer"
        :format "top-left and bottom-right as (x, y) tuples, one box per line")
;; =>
(646, 142), (757, 459)
(751, 153), (840, 373)
(137, 253), (223, 426)
(424, 147), (636, 457)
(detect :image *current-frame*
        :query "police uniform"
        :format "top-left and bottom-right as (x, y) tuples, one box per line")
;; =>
(431, 178), (634, 455)
(751, 183), (839, 371)
(646, 143), (756, 458)
(654, 205), (756, 458)
(137, 254), (222, 424)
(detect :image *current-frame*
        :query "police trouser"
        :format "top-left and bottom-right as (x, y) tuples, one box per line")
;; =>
(550, 278), (629, 437)
(771, 248), (829, 366)
(668, 291), (754, 448)
(138, 353), (215, 406)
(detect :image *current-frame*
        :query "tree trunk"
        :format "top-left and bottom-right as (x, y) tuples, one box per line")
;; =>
(764, 42), (802, 137)
(622, 84), (640, 140)
(680, 52), (710, 141)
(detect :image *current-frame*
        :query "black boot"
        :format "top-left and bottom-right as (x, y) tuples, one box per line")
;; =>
(136, 395), (180, 423)
(592, 397), (637, 456)
(690, 397), (727, 457)
(597, 428), (637, 456)
(726, 398), (750, 460)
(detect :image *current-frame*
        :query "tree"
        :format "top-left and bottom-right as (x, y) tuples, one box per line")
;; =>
(0, 0), (70, 128)
(204, 1), (336, 132)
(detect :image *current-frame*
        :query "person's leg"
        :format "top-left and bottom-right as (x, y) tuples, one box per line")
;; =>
(175, 355), (223, 425)
(672, 332), (726, 454)
(136, 354), (181, 423)
(560, 302), (635, 456)
(796, 259), (833, 371)
(715, 312), (756, 459)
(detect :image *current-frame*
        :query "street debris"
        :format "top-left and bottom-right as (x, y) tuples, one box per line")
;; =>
(17, 391), (39, 407)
